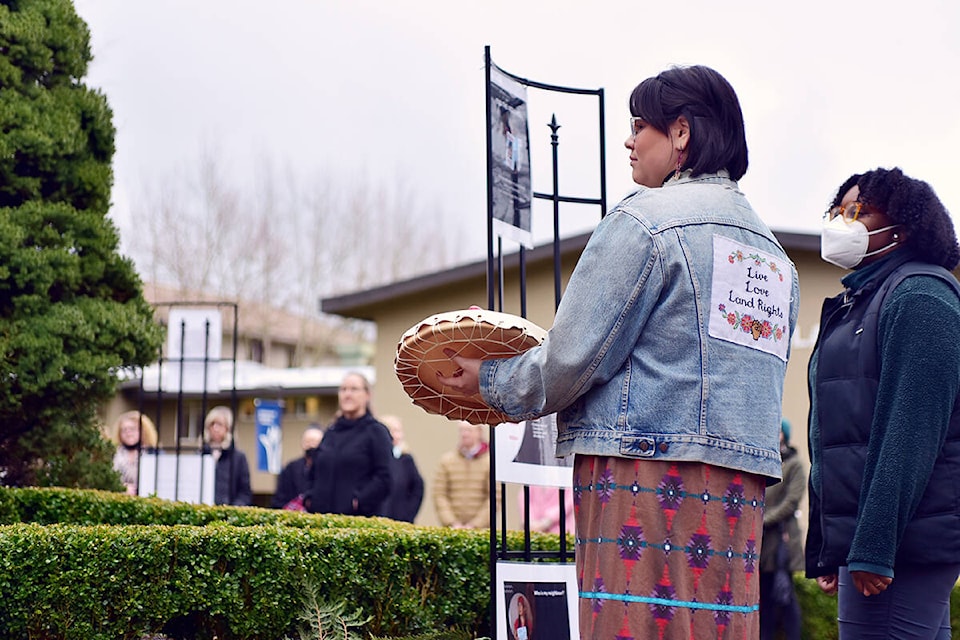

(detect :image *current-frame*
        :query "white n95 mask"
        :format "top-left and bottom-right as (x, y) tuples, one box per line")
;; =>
(820, 215), (900, 269)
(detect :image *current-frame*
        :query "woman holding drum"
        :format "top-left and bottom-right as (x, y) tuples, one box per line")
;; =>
(440, 65), (799, 639)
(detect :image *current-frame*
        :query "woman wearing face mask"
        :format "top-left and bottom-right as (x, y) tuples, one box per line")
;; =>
(808, 167), (960, 638)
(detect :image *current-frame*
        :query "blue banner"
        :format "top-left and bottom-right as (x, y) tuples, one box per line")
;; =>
(255, 399), (283, 474)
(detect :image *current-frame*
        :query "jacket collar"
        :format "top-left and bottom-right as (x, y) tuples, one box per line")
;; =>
(624, 170), (737, 198)
(839, 248), (918, 306)
(663, 169), (734, 188)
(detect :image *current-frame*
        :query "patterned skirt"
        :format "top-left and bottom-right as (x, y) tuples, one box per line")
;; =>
(573, 455), (764, 640)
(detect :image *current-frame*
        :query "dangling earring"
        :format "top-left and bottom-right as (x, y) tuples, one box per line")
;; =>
(674, 150), (684, 180)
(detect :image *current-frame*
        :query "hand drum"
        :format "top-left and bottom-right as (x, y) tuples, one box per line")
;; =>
(394, 309), (547, 425)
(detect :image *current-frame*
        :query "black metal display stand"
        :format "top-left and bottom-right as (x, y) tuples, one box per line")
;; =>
(484, 45), (607, 639)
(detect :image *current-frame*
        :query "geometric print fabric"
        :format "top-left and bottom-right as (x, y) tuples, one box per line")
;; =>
(573, 455), (764, 640)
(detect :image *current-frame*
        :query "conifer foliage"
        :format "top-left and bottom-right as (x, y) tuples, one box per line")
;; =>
(0, 0), (162, 487)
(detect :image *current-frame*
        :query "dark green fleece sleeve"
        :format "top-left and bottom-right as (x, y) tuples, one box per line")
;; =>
(847, 275), (960, 576)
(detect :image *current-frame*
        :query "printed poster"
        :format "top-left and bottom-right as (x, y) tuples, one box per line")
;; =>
(255, 398), (284, 474)
(138, 451), (216, 505)
(489, 64), (533, 248)
(495, 414), (572, 487)
(497, 562), (578, 640)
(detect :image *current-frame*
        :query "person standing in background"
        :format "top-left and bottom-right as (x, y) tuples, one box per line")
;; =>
(305, 372), (393, 516)
(109, 410), (158, 496)
(379, 414), (424, 523)
(203, 405), (252, 506)
(433, 421), (491, 529)
(760, 418), (805, 640)
(270, 425), (323, 510)
(518, 485), (574, 535)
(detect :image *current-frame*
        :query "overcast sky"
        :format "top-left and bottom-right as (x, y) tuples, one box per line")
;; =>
(73, 0), (960, 267)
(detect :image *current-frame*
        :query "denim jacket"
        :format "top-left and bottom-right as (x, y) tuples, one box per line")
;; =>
(480, 172), (799, 480)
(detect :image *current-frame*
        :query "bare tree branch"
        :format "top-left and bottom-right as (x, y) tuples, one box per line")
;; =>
(124, 152), (462, 357)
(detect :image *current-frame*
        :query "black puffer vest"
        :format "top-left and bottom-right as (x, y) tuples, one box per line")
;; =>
(807, 255), (960, 575)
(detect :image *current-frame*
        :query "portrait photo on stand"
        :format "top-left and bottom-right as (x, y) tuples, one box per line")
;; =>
(497, 562), (577, 640)
(489, 64), (533, 249)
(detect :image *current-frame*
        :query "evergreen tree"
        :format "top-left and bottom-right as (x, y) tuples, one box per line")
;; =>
(0, 0), (163, 488)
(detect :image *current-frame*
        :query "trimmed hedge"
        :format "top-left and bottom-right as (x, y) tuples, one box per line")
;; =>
(0, 522), (491, 639)
(0, 488), (564, 639)
(0, 486), (397, 530)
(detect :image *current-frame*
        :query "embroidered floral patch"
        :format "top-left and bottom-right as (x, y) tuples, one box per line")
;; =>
(717, 304), (785, 343)
(709, 235), (793, 362)
(726, 249), (785, 282)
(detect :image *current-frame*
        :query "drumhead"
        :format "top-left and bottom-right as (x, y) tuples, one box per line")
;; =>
(395, 309), (547, 425)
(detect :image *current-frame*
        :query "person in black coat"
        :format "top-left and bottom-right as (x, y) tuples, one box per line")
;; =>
(203, 405), (252, 506)
(380, 415), (424, 523)
(270, 425), (324, 509)
(760, 419), (805, 640)
(305, 372), (393, 516)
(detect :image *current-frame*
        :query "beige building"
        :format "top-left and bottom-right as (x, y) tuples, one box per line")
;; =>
(320, 229), (852, 528)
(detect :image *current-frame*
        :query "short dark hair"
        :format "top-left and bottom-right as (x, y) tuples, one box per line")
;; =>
(830, 167), (960, 270)
(629, 65), (748, 181)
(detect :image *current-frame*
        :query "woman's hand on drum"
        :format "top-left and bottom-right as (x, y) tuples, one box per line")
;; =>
(437, 349), (482, 397)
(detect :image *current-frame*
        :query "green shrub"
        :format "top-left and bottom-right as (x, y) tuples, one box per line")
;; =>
(0, 486), (398, 530)
(289, 579), (371, 640)
(0, 522), (492, 639)
(794, 574), (839, 640)
(0, 487), (565, 639)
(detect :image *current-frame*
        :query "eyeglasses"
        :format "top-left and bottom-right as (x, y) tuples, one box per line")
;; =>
(629, 116), (645, 138)
(825, 201), (866, 223)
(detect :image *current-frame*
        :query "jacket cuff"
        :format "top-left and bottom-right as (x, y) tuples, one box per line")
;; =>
(847, 562), (894, 578)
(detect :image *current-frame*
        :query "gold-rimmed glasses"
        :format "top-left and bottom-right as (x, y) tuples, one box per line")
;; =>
(825, 201), (864, 223)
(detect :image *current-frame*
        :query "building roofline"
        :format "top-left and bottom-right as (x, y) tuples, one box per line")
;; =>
(773, 229), (820, 252)
(118, 362), (375, 397)
(320, 233), (593, 318)
(321, 229), (819, 319)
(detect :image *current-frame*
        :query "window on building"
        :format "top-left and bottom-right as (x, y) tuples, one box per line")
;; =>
(249, 338), (264, 363)
(175, 404), (204, 445)
(292, 396), (308, 416)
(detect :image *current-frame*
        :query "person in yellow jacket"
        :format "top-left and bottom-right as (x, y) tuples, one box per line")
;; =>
(433, 421), (490, 529)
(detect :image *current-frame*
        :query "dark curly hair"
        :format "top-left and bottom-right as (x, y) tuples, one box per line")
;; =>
(830, 167), (960, 270)
(629, 65), (748, 180)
